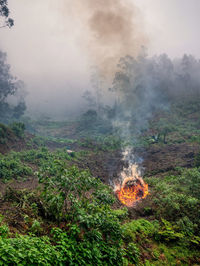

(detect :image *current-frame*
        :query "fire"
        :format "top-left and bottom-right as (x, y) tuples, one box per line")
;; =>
(114, 162), (148, 207)
(116, 178), (148, 207)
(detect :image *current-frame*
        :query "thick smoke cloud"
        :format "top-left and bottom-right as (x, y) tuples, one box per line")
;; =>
(1, 0), (200, 120)
(67, 0), (147, 79)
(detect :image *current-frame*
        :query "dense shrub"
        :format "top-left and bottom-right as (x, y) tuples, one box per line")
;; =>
(0, 155), (32, 181)
(122, 219), (159, 242)
(36, 165), (140, 265)
(146, 168), (200, 235)
(0, 236), (61, 265)
(10, 122), (25, 138)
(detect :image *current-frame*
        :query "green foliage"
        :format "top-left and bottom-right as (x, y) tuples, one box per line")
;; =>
(10, 122), (25, 138)
(122, 219), (159, 242)
(0, 122), (26, 143)
(0, 123), (14, 144)
(146, 167), (200, 238)
(9, 148), (72, 171)
(176, 216), (197, 237)
(36, 164), (141, 264)
(0, 215), (9, 239)
(0, 154), (33, 181)
(96, 135), (122, 151)
(0, 236), (61, 265)
(27, 136), (46, 147)
(80, 135), (122, 151)
(37, 165), (116, 221)
(125, 243), (140, 265)
(112, 208), (128, 220)
(0, 123), (7, 138)
(0, 224), (9, 239)
(51, 227), (124, 266)
(0, 162), (141, 265)
(151, 118), (176, 144)
(156, 219), (184, 242)
(78, 109), (113, 136)
(30, 220), (42, 235)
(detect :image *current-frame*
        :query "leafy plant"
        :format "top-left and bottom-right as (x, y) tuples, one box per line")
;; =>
(30, 220), (42, 235)
(0, 215), (9, 239)
(10, 122), (25, 138)
(156, 219), (184, 242)
(122, 219), (159, 242)
(0, 235), (61, 265)
(0, 155), (32, 181)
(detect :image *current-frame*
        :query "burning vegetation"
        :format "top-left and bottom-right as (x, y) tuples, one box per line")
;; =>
(116, 177), (148, 207)
(115, 162), (148, 207)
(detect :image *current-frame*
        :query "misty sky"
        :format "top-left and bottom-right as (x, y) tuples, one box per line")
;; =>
(0, 0), (199, 118)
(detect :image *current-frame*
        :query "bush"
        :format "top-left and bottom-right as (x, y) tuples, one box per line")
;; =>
(146, 168), (200, 236)
(155, 219), (184, 242)
(0, 123), (12, 144)
(36, 165), (138, 265)
(0, 124), (7, 139)
(0, 155), (33, 181)
(0, 236), (61, 265)
(0, 215), (9, 239)
(122, 219), (158, 242)
(125, 243), (140, 265)
(30, 220), (42, 235)
(10, 122), (25, 138)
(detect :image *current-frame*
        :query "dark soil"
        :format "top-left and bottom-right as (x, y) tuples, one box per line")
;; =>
(0, 132), (36, 154)
(141, 143), (200, 176)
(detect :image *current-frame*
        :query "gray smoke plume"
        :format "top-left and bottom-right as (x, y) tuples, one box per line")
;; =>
(66, 0), (148, 79)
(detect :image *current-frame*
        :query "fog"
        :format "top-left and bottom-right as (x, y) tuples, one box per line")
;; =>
(109, 53), (200, 144)
(0, 0), (200, 119)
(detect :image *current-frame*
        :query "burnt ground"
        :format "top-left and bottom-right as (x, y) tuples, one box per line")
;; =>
(71, 149), (124, 184)
(141, 142), (200, 176)
(70, 142), (200, 185)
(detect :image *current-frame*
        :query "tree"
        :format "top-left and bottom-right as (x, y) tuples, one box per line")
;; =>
(0, 51), (26, 121)
(155, 118), (175, 144)
(0, 51), (16, 101)
(0, 0), (14, 28)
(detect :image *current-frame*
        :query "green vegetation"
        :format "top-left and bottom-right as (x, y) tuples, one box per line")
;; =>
(0, 98), (200, 265)
(146, 167), (200, 241)
(10, 122), (25, 138)
(0, 165), (136, 265)
(0, 123), (9, 144)
(0, 152), (199, 265)
(0, 153), (32, 182)
(0, 147), (76, 182)
(0, 122), (26, 145)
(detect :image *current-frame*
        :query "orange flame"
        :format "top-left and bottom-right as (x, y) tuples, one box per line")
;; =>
(116, 178), (148, 207)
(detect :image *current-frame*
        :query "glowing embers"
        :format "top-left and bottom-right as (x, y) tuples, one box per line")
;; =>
(116, 178), (148, 207)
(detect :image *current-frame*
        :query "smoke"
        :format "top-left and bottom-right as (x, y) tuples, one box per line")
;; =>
(67, 0), (148, 79)
(105, 52), (200, 188)
(1, 1), (200, 119)
(114, 147), (144, 187)
(110, 53), (200, 143)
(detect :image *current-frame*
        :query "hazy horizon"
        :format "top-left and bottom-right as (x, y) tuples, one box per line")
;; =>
(0, 0), (200, 119)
